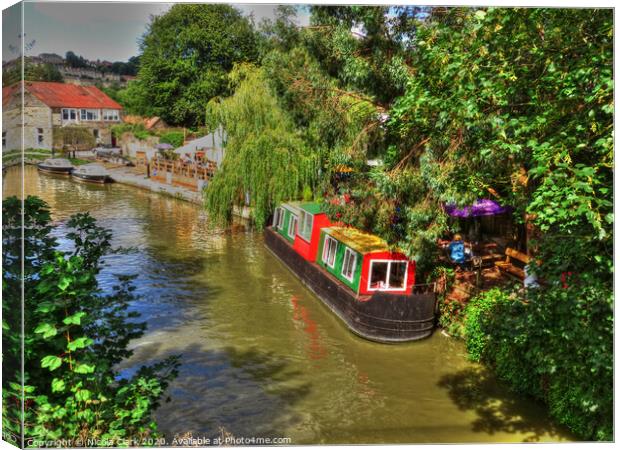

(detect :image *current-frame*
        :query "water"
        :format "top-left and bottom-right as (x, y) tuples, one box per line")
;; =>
(3, 166), (573, 444)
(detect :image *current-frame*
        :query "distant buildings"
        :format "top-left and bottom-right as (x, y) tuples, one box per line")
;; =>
(2, 53), (136, 87)
(2, 81), (123, 150)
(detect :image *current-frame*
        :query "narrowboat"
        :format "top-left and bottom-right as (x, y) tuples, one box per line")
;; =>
(265, 202), (437, 343)
(71, 163), (111, 184)
(37, 158), (74, 175)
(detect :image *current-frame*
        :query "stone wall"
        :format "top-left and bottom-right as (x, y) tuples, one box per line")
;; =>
(2, 89), (52, 150)
(118, 132), (159, 158)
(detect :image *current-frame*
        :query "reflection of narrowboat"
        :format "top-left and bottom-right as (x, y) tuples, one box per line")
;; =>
(71, 163), (111, 184)
(266, 202), (437, 343)
(37, 158), (74, 175)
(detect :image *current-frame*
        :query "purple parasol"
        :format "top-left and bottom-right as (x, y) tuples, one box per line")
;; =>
(444, 199), (510, 218)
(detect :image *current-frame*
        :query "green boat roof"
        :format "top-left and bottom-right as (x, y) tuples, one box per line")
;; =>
(323, 226), (403, 255)
(299, 202), (324, 215)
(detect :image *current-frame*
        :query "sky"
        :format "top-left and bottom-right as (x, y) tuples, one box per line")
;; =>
(3, 1), (311, 63)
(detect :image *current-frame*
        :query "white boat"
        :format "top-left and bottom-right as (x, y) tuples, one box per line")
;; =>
(71, 163), (111, 184)
(37, 158), (74, 175)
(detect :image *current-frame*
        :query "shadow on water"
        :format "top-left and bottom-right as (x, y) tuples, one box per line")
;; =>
(123, 343), (311, 443)
(437, 367), (574, 442)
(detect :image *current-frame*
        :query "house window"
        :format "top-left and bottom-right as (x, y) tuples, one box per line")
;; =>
(93, 129), (99, 139)
(298, 211), (313, 241)
(80, 109), (99, 121)
(368, 260), (408, 291)
(341, 248), (357, 282)
(103, 109), (119, 121)
(2, 131), (6, 148)
(322, 235), (338, 268)
(288, 216), (298, 239)
(62, 108), (77, 121)
(37, 128), (44, 145)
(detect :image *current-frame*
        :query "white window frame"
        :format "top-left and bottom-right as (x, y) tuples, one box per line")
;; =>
(341, 247), (357, 282)
(272, 207), (281, 228)
(298, 210), (313, 242)
(37, 128), (44, 144)
(367, 260), (409, 292)
(80, 109), (99, 121)
(288, 215), (298, 239)
(103, 109), (119, 121)
(322, 235), (338, 268)
(62, 108), (78, 121)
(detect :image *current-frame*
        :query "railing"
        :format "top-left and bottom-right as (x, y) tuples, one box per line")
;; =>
(151, 158), (217, 181)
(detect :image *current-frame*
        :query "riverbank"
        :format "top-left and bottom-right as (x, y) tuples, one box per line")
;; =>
(3, 159), (251, 220)
(3, 165), (574, 444)
(106, 165), (252, 220)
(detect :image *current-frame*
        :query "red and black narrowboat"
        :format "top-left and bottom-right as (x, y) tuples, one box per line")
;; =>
(265, 202), (437, 343)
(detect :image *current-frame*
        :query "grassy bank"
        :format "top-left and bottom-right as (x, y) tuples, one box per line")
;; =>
(2, 149), (90, 167)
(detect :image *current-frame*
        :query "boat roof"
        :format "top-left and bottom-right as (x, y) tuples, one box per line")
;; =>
(74, 163), (109, 175)
(323, 226), (403, 255)
(281, 201), (302, 214)
(43, 158), (72, 166)
(299, 202), (324, 215)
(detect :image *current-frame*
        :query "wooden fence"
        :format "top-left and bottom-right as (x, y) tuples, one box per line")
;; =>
(150, 158), (217, 191)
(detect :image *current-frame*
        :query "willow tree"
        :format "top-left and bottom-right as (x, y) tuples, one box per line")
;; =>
(204, 64), (318, 228)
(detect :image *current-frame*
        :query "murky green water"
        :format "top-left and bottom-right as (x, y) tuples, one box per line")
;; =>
(4, 166), (574, 444)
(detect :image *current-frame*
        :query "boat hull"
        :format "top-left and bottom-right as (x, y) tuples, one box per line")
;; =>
(37, 165), (73, 175)
(265, 228), (437, 343)
(71, 173), (110, 184)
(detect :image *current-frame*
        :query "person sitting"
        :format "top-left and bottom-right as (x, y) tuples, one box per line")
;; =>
(449, 234), (466, 270)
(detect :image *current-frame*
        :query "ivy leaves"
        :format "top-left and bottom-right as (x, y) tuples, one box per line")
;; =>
(2, 196), (179, 447)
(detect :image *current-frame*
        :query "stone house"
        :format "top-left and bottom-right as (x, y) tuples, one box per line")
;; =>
(2, 81), (123, 151)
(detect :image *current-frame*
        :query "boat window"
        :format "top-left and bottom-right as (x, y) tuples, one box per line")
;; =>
(272, 207), (281, 228)
(342, 248), (357, 282)
(369, 262), (389, 290)
(322, 235), (338, 268)
(388, 261), (407, 289)
(298, 211), (313, 241)
(273, 207), (284, 229)
(368, 260), (408, 291)
(288, 215), (298, 238)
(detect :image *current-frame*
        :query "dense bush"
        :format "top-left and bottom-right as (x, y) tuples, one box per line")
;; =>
(158, 132), (184, 149)
(460, 284), (613, 441)
(2, 196), (179, 447)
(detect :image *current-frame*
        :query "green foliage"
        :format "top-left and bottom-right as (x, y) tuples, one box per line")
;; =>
(159, 131), (184, 149)
(110, 123), (154, 141)
(2, 196), (179, 447)
(3, 62), (63, 86)
(204, 64), (318, 228)
(131, 4), (259, 127)
(462, 288), (512, 362)
(52, 127), (96, 151)
(458, 284), (613, 441)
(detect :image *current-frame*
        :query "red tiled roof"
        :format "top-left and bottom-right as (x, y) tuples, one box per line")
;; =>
(11, 81), (122, 109)
(2, 84), (20, 109)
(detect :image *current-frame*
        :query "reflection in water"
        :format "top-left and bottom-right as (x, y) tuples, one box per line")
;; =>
(2, 166), (574, 444)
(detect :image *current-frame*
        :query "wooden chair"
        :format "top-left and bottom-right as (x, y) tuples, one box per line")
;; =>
(495, 247), (530, 280)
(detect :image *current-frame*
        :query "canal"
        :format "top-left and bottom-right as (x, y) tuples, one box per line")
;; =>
(4, 166), (573, 444)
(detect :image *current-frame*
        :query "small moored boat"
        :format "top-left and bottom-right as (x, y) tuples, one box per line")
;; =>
(37, 158), (74, 175)
(71, 163), (111, 184)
